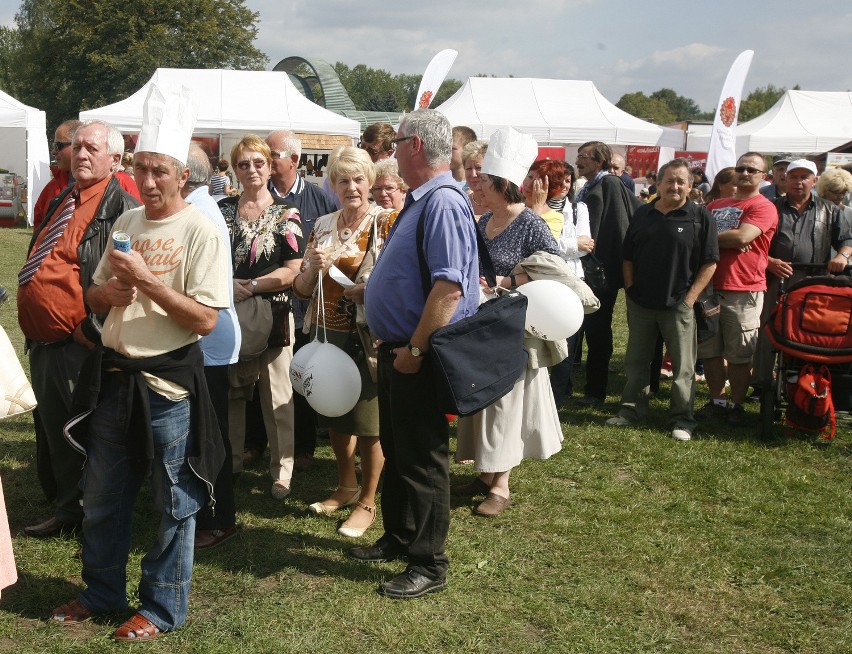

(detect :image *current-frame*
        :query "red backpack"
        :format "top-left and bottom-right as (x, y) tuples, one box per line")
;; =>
(785, 364), (836, 440)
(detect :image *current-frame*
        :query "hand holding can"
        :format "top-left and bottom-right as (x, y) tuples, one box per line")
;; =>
(113, 231), (131, 253)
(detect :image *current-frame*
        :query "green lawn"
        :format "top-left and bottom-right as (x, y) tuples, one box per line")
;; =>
(0, 226), (850, 653)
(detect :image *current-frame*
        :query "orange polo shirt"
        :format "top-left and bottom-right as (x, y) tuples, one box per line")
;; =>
(18, 175), (115, 343)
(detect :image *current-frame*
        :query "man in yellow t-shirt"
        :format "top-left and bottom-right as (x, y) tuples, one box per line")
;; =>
(50, 146), (230, 641)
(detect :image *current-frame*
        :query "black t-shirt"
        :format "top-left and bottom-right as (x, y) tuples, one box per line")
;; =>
(623, 199), (719, 309)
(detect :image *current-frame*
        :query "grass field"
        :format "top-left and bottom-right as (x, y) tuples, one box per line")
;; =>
(0, 225), (850, 653)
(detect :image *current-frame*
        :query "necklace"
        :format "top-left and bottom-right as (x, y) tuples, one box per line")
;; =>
(338, 207), (369, 241)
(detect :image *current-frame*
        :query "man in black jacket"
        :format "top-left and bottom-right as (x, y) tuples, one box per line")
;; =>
(17, 120), (140, 538)
(575, 140), (640, 404)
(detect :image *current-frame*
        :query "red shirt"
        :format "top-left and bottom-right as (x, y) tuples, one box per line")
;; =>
(708, 194), (778, 291)
(18, 175), (116, 342)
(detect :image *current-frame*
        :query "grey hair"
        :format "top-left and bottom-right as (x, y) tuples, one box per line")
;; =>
(74, 119), (125, 155)
(398, 109), (452, 168)
(186, 144), (211, 185)
(267, 130), (302, 159)
(373, 158), (408, 191)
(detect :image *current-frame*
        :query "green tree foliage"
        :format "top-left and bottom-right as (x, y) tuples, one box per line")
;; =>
(4, 0), (267, 128)
(617, 88), (714, 124)
(334, 63), (463, 113)
(738, 84), (798, 122)
(616, 91), (677, 125)
(650, 88), (706, 121)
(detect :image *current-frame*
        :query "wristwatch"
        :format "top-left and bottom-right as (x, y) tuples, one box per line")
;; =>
(842, 252), (851, 260)
(407, 343), (425, 357)
(250, 279), (258, 292)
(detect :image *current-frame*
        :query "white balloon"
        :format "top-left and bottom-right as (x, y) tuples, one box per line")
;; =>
(518, 279), (584, 341)
(302, 342), (362, 417)
(290, 340), (323, 397)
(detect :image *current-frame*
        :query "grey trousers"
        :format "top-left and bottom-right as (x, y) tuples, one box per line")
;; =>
(617, 297), (698, 432)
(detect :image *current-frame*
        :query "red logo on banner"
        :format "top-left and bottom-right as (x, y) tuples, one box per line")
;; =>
(720, 96), (737, 127)
(418, 91), (433, 109)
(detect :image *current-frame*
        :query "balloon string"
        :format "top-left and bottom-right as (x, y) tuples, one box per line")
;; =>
(316, 269), (327, 343)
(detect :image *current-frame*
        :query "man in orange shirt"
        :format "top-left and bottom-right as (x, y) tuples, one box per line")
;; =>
(17, 120), (140, 538)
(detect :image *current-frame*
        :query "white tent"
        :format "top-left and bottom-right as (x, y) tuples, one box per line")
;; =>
(434, 77), (684, 148)
(0, 89), (50, 224)
(686, 90), (852, 154)
(80, 68), (361, 138)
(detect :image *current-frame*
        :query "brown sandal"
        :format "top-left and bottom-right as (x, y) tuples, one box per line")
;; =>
(50, 598), (95, 625)
(113, 612), (163, 641)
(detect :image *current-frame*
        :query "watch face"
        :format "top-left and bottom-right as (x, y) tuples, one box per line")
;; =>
(409, 345), (422, 357)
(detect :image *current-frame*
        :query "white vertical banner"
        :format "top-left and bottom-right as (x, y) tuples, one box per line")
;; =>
(414, 49), (458, 110)
(705, 50), (754, 184)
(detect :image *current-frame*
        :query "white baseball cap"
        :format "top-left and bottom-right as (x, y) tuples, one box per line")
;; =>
(786, 159), (817, 176)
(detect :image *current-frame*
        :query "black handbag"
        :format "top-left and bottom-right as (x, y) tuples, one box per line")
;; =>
(415, 186), (528, 417)
(580, 253), (608, 297)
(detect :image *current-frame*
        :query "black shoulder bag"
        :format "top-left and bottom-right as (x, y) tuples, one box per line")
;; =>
(414, 186), (528, 417)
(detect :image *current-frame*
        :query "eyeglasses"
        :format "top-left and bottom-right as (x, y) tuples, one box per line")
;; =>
(576, 154), (594, 160)
(53, 141), (71, 151)
(371, 185), (400, 195)
(237, 158), (267, 171)
(735, 165), (765, 175)
(391, 136), (414, 145)
(270, 151), (290, 160)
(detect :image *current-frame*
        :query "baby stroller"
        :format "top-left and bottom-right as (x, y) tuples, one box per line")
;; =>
(761, 264), (852, 440)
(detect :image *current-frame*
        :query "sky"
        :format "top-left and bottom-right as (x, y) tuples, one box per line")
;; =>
(1, 0), (851, 113)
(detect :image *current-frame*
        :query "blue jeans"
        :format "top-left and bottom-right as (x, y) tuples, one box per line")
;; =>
(78, 379), (203, 632)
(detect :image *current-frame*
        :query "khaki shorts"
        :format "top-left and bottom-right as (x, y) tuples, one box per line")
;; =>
(697, 290), (763, 364)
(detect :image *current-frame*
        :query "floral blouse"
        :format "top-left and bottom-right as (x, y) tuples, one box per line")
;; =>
(219, 197), (305, 299)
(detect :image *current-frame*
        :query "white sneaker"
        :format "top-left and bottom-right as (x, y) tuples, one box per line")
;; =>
(606, 416), (632, 427)
(671, 428), (692, 441)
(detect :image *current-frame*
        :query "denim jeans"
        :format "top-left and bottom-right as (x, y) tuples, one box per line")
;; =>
(78, 379), (203, 632)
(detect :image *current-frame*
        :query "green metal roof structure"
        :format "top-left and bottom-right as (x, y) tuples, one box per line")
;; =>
(272, 56), (402, 131)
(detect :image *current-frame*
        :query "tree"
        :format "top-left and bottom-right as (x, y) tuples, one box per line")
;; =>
(334, 63), (408, 113)
(5, 0), (267, 129)
(616, 91), (676, 125)
(650, 88), (709, 121)
(738, 84), (798, 122)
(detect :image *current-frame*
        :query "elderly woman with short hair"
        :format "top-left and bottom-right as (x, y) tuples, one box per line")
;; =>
(462, 140), (488, 218)
(293, 146), (395, 538)
(219, 134), (304, 501)
(816, 167), (852, 206)
(371, 159), (408, 212)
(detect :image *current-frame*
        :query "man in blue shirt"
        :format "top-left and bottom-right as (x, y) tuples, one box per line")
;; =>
(355, 109), (479, 599)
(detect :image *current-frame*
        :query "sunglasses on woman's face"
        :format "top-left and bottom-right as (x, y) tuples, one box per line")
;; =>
(237, 159), (266, 171)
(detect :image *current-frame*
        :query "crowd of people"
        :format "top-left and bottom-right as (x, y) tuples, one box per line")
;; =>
(7, 96), (852, 639)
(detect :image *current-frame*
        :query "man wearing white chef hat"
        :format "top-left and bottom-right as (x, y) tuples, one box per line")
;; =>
(50, 84), (230, 642)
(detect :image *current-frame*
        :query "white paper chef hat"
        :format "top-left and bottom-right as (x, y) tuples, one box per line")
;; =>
(480, 127), (538, 188)
(135, 83), (198, 166)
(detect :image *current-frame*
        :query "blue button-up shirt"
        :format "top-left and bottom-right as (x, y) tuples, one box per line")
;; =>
(365, 171), (479, 342)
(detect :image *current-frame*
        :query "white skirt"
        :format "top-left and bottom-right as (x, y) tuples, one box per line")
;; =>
(456, 366), (563, 472)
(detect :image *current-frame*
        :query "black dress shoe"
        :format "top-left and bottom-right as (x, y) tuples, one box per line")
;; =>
(377, 570), (446, 599)
(349, 540), (406, 563)
(22, 516), (81, 538)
